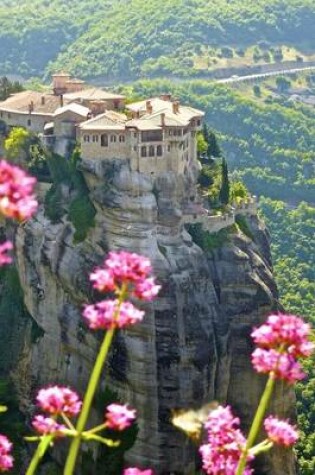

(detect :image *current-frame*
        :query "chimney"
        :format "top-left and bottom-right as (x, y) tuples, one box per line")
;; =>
(146, 100), (153, 114)
(160, 113), (165, 127)
(41, 96), (45, 105)
(59, 94), (64, 107)
(172, 101), (179, 114)
(28, 101), (34, 114)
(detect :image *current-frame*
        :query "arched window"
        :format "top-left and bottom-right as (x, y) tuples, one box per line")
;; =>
(110, 135), (116, 143)
(92, 135), (98, 142)
(149, 145), (154, 157)
(83, 134), (90, 142)
(119, 134), (125, 142)
(157, 145), (162, 157)
(141, 146), (147, 157)
(101, 134), (108, 147)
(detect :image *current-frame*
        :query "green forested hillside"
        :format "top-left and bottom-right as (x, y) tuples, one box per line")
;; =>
(1, 0), (315, 78)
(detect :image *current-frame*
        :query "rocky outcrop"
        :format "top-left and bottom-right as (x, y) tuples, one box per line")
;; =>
(6, 157), (296, 474)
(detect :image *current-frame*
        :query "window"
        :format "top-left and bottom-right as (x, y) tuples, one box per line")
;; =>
(169, 130), (173, 136)
(7, 113), (11, 119)
(149, 145), (154, 157)
(119, 135), (125, 142)
(141, 130), (163, 142)
(92, 135), (98, 142)
(141, 146), (147, 157)
(110, 135), (116, 143)
(101, 134), (108, 147)
(197, 120), (201, 126)
(134, 133), (137, 138)
(83, 134), (90, 142)
(157, 145), (162, 156)
(27, 119), (31, 126)
(167, 145), (171, 152)
(133, 146), (137, 151)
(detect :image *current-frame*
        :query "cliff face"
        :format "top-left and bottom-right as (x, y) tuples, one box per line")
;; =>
(8, 158), (295, 473)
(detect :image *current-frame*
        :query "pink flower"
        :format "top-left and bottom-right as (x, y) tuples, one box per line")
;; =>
(264, 416), (298, 447)
(0, 434), (13, 472)
(0, 241), (13, 266)
(199, 406), (253, 475)
(36, 386), (82, 417)
(90, 268), (115, 292)
(124, 469), (153, 475)
(252, 314), (314, 358)
(32, 415), (66, 436)
(90, 251), (160, 301)
(133, 277), (161, 301)
(105, 403), (136, 431)
(83, 300), (144, 330)
(252, 348), (306, 383)
(0, 160), (38, 221)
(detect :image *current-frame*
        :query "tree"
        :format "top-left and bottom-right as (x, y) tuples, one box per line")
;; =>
(219, 157), (230, 205)
(253, 85), (261, 97)
(4, 127), (32, 163)
(207, 130), (222, 158)
(276, 76), (291, 93)
(0, 77), (23, 101)
(197, 132), (208, 158)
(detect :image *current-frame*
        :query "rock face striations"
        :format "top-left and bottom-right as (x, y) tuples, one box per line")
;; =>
(8, 156), (296, 474)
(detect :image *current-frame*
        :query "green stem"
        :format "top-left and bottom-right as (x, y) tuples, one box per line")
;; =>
(63, 327), (115, 474)
(26, 435), (53, 475)
(236, 373), (276, 475)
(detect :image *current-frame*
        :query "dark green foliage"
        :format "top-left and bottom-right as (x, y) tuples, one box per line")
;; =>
(0, 76), (23, 101)
(186, 223), (235, 251)
(44, 184), (64, 222)
(198, 165), (214, 188)
(276, 76), (291, 93)
(201, 123), (222, 159)
(1, 1), (315, 79)
(235, 215), (254, 240)
(219, 157), (230, 205)
(253, 85), (261, 97)
(44, 150), (96, 240)
(69, 194), (96, 242)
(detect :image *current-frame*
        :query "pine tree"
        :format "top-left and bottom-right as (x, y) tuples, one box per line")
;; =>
(207, 130), (222, 158)
(219, 157), (230, 205)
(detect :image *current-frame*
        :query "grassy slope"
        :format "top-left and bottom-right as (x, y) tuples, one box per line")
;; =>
(1, 0), (315, 78)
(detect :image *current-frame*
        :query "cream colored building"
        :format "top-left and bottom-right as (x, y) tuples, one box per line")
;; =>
(79, 96), (204, 176)
(0, 90), (65, 133)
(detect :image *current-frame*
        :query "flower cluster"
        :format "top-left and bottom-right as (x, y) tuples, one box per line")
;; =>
(0, 241), (13, 266)
(83, 300), (144, 330)
(264, 416), (298, 447)
(0, 160), (38, 221)
(199, 406), (253, 475)
(90, 251), (160, 301)
(105, 404), (136, 431)
(84, 251), (160, 331)
(32, 415), (66, 436)
(32, 386), (81, 436)
(251, 314), (313, 383)
(36, 386), (82, 417)
(0, 435), (13, 472)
